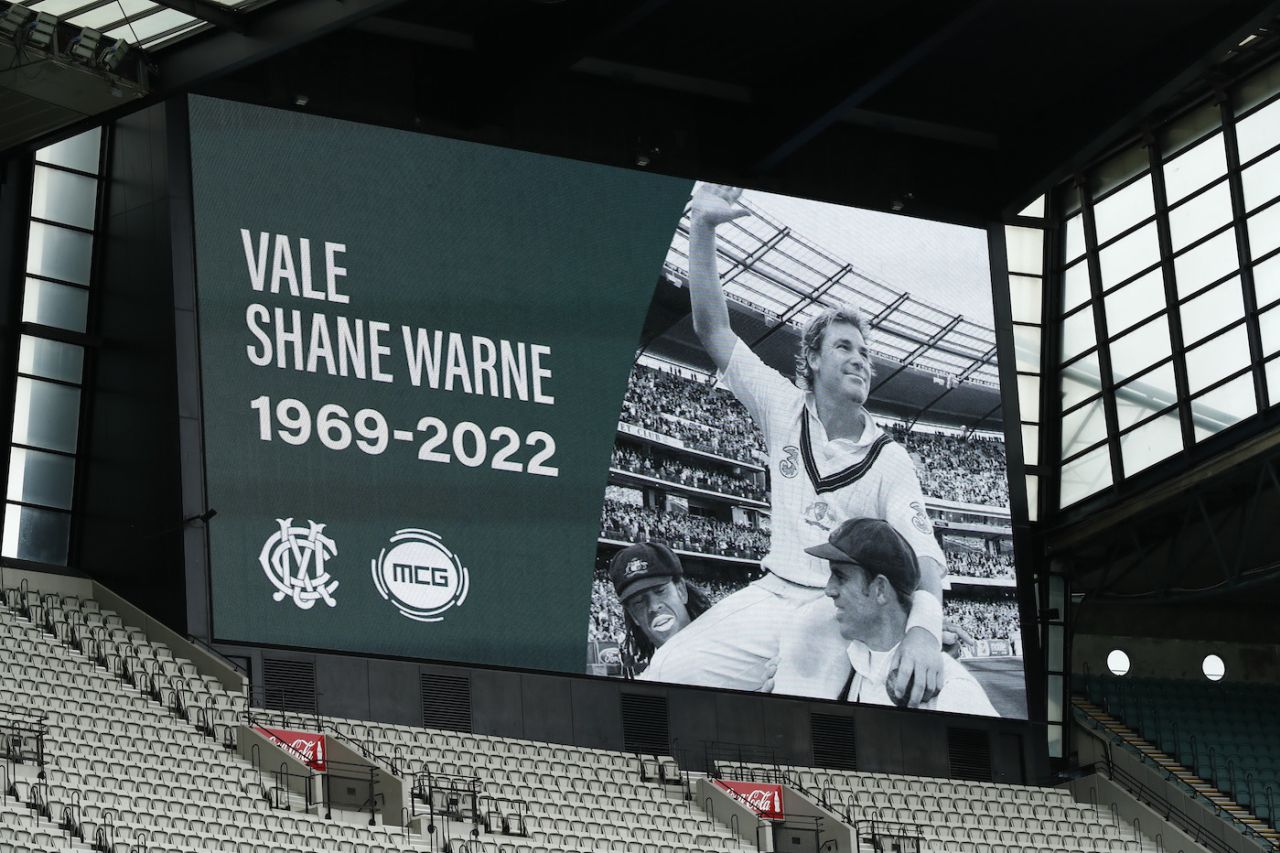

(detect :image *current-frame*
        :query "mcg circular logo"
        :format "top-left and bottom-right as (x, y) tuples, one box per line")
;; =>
(371, 529), (470, 622)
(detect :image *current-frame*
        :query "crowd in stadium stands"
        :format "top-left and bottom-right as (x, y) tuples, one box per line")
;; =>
(889, 424), (1009, 508)
(946, 597), (1020, 641)
(599, 498), (769, 558)
(946, 550), (1016, 580)
(611, 445), (767, 502)
(620, 365), (767, 462)
(618, 365), (1011, 507)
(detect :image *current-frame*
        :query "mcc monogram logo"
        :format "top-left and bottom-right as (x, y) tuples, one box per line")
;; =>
(258, 518), (339, 610)
(371, 529), (470, 622)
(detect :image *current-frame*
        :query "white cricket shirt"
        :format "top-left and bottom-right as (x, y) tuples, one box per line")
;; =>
(719, 339), (945, 589)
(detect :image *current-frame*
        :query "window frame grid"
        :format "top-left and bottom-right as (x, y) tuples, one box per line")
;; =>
(1147, 137), (1197, 453)
(1219, 97), (1271, 413)
(1077, 179), (1125, 494)
(1048, 63), (1280, 510)
(3, 125), (108, 567)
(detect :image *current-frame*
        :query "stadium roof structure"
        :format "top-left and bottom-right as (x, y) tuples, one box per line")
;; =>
(13, 0), (268, 52)
(6, 0), (1280, 221)
(655, 199), (1005, 433)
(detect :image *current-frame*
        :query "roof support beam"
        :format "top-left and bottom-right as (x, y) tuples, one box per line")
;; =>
(870, 314), (961, 395)
(153, 0), (409, 97)
(751, 0), (998, 174)
(149, 0), (246, 33)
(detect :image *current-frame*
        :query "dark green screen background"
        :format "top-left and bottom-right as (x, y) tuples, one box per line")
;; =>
(190, 96), (692, 672)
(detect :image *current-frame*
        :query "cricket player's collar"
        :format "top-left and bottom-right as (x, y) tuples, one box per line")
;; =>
(846, 639), (900, 686)
(802, 393), (878, 458)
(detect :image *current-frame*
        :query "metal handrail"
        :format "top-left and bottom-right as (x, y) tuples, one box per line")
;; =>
(478, 793), (530, 836)
(185, 633), (249, 676)
(1074, 704), (1276, 852)
(854, 817), (925, 853)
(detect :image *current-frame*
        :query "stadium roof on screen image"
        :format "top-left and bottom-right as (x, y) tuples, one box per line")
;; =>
(665, 191), (1001, 390)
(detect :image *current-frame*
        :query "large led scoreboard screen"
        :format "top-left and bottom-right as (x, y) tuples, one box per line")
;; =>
(191, 95), (1028, 718)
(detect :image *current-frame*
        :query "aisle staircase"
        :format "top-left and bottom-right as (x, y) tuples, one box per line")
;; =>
(1073, 696), (1280, 849)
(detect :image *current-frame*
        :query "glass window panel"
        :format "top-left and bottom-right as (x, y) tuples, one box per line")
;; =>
(1259, 304), (1280, 356)
(7, 447), (74, 510)
(1025, 473), (1039, 522)
(1266, 356), (1280, 407)
(1169, 182), (1233, 251)
(26, 1), (101, 17)
(17, 336), (83, 384)
(72, 0), (152, 29)
(1116, 363), (1177, 430)
(1018, 196), (1045, 219)
(104, 7), (191, 42)
(1243, 149), (1280, 212)
(1099, 222), (1159, 288)
(1247, 202), (1280, 259)
(1059, 443), (1112, 507)
(1104, 268), (1165, 334)
(26, 222), (92, 285)
(1110, 314), (1172, 383)
(1061, 397), (1108, 459)
(1090, 145), (1149, 198)
(1186, 326), (1251, 393)
(1017, 375), (1040, 425)
(1060, 353), (1102, 410)
(1022, 424), (1039, 467)
(21, 278), (88, 332)
(1160, 102), (1222, 157)
(1013, 324), (1041, 373)
(31, 166), (97, 230)
(1255, 253), (1280, 309)
(1005, 226), (1044, 276)
(1063, 214), (1085, 262)
(12, 377), (80, 453)
(1, 503), (70, 565)
(1181, 277), (1244, 346)
(1093, 174), (1154, 245)
(1173, 229), (1238, 298)
(1009, 274), (1043, 324)
(1192, 373), (1257, 438)
(1062, 260), (1091, 314)
(1235, 63), (1280, 117)
(1236, 96), (1280, 164)
(1120, 409), (1184, 476)
(34, 127), (101, 174)
(1047, 723), (1063, 759)
(1047, 671), (1063, 721)
(1059, 305), (1097, 363)
(1164, 133), (1227, 204)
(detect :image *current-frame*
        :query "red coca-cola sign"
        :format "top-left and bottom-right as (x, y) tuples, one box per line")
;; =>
(254, 725), (327, 772)
(714, 780), (784, 820)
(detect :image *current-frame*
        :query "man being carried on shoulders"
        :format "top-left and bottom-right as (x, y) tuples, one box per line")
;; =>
(639, 183), (947, 705)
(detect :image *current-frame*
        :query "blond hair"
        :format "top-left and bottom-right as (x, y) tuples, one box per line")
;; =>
(795, 306), (874, 390)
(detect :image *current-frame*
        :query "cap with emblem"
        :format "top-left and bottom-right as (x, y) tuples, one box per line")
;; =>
(804, 517), (919, 600)
(609, 542), (684, 601)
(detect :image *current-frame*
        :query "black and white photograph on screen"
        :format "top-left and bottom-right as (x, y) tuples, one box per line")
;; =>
(586, 183), (1027, 719)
